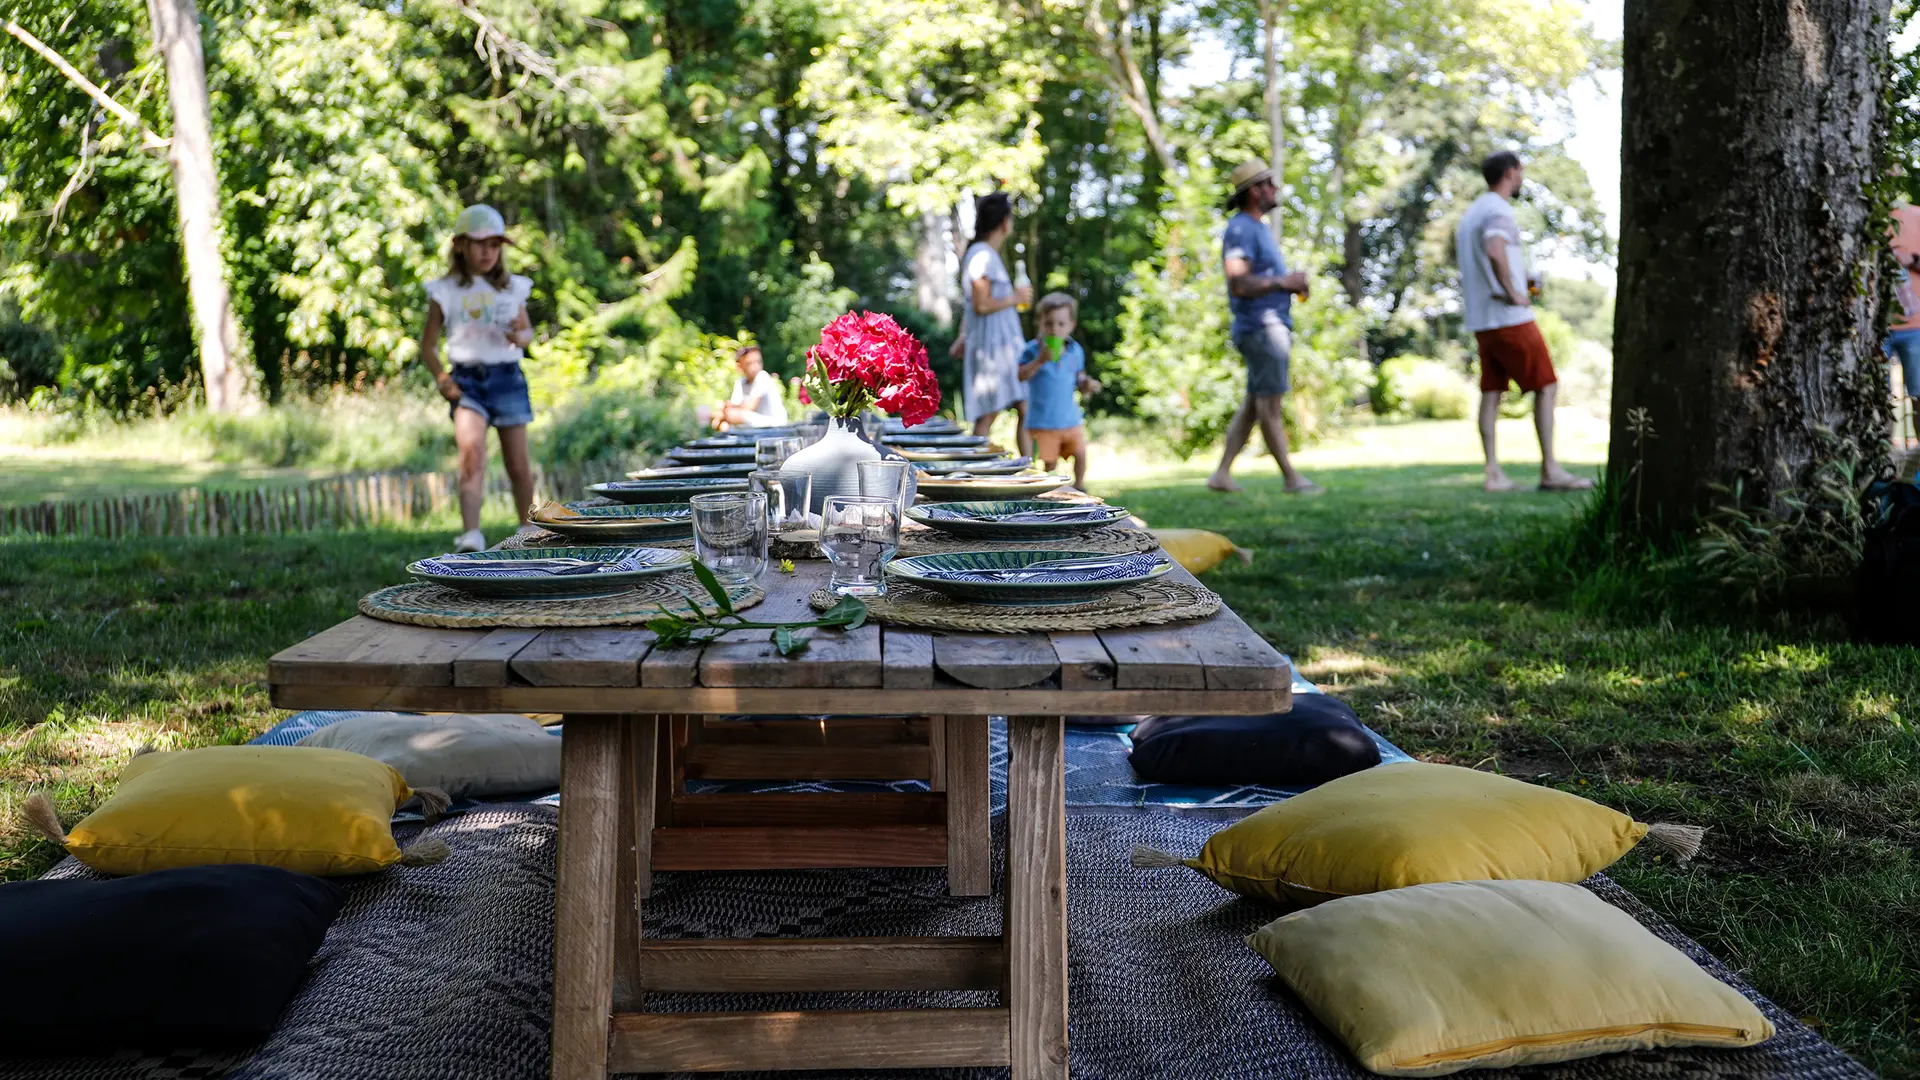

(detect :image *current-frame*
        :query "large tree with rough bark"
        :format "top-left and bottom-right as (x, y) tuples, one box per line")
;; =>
(1610, 0), (1893, 532)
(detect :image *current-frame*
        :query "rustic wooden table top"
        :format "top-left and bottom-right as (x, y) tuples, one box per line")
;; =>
(269, 558), (1292, 717)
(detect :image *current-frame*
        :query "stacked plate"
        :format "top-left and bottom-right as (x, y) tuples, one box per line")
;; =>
(589, 477), (750, 503)
(627, 463), (757, 479)
(896, 446), (1010, 463)
(886, 550), (1171, 606)
(906, 500), (1129, 541)
(531, 502), (694, 543)
(881, 433), (991, 448)
(884, 416), (963, 435)
(408, 546), (692, 600)
(914, 474), (1072, 501)
(914, 456), (1035, 476)
(666, 445), (757, 464)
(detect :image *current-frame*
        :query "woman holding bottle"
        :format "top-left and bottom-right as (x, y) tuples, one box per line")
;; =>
(957, 192), (1033, 456)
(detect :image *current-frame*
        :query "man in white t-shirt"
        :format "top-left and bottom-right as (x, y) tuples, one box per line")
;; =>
(1455, 151), (1591, 493)
(714, 346), (788, 429)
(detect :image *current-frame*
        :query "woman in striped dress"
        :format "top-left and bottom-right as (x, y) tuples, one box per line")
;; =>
(960, 193), (1034, 456)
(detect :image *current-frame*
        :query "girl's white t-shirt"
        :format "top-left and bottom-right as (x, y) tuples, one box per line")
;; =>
(426, 273), (534, 365)
(728, 370), (789, 426)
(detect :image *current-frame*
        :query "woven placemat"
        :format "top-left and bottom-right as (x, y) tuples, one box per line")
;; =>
(360, 573), (765, 628)
(808, 577), (1219, 632)
(900, 524), (1158, 557)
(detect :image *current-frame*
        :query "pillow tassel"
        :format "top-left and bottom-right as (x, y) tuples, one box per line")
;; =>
(412, 787), (452, 822)
(1130, 844), (1189, 870)
(21, 791), (68, 846)
(1642, 822), (1706, 863)
(398, 838), (451, 867)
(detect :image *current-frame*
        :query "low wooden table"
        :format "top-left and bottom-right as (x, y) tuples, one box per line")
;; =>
(269, 561), (1291, 1079)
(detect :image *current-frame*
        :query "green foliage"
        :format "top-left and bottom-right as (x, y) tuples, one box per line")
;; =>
(534, 383), (693, 468)
(1373, 356), (1472, 420)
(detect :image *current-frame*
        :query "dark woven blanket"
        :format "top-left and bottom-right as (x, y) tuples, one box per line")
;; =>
(3, 805), (1869, 1080)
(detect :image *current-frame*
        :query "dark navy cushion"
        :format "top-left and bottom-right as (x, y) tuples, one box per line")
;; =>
(1128, 694), (1383, 786)
(0, 863), (345, 1049)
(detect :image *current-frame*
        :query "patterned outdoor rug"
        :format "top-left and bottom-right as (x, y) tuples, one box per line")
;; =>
(3, 804), (1868, 1080)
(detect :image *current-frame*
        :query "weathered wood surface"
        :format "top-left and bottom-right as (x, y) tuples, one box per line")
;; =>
(549, 718), (621, 1080)
(608, 1009), (1011, 1073)
(933, 632), (1059, 689)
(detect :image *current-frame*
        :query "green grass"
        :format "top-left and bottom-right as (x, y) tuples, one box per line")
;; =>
(1, 414), (1915, 1075)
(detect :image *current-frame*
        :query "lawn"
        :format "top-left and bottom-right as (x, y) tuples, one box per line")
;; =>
(1, 414), (1914, 1076)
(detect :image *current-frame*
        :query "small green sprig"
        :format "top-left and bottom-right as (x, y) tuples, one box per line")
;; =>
(648, 560), (867, 656)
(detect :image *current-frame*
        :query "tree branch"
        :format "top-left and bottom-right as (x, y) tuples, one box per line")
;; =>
(3, 19), (168, 149)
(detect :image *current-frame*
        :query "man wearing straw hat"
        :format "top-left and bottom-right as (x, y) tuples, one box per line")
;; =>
(1207, 161), (1321, 495)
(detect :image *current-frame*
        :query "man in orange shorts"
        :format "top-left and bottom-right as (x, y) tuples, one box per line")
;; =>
(1454, 152), (1592, 493)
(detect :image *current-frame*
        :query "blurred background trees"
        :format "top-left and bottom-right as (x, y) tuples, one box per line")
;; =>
(0, 0), (1614, 464)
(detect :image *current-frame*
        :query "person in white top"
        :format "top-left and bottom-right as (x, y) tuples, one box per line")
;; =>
(1454, 152), (1592, 493)
(712, 346), (789, 429)
(417, 204), (538, 552)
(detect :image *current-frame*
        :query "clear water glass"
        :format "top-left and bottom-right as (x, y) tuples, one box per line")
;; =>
(754, 436), (806, 470)
(689, 491), (768, 585)
(860, 412), (886, 443)
(749, 469), (813, 537)
(821, 495), (900, 597)
(856, 458), (913, 511)
(800, 420), (828, 445)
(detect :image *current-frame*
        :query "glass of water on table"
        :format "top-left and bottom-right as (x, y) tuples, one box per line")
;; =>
(820, 495), (900, 597)
(689, 491), (768, 585)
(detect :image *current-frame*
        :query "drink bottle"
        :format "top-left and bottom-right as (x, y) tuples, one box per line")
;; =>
(1013, 252), (1032, 313)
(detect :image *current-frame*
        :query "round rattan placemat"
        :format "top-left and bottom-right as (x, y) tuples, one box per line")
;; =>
(360, 573), (765, 628)
(899, 524), (1159, 558)
(807, 577), (1219, 633)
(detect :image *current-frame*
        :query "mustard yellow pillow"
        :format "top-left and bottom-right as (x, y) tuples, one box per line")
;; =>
(28, 745), (447, 876)
(1151, 529), (1251, 575)
(1134, 762), (1698, 906)
(1246, 880), (1773, 1075)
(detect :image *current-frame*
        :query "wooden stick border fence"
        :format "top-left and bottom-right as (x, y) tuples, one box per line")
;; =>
(0, 458), (641, 541)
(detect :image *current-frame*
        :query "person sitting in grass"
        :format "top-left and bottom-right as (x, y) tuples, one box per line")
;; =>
(1017, 292), (1101, 489)
(418, 204), (536, 554)
(711, 345), (788, 430)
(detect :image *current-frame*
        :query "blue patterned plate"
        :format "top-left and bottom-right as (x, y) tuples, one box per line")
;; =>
(914, 474), (1072, 502)
(886, 549), (1171, 606)
(407, 546), (693, 600)
(885, 417), (962, 434)
(906, 500), (1130, 540)
(627, 463), (757, 479)
(914, 457), (1035, 476)
(530, 502), (695, 542)
(897, 446), (1011, 462)
(881, 433), (991, 448)
(667, 445), (758, 464)
(589, 477), (751, 503)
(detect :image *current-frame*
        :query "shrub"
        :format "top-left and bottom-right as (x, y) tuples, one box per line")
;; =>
(1375, 356), (1474, 420)
(534, 384), (694, 468)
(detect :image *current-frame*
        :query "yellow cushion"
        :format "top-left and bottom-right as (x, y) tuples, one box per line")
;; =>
(65, 746), (416, 876)
(1151, 529), (1248, 574)
(1246, 880), (1774, 1075)
(1180, 762), (1647, 905)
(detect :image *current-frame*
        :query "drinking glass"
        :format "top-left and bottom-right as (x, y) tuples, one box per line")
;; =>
(856, 458), (913, 511)
(689, 491), (768, 585)
(749, 469), (813, 537)
(820, 495), (900, 597)
(754, 436), (806, 470)
(860, 412), (886, 443)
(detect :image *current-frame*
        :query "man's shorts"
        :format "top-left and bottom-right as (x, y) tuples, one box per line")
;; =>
(1031, 425), (1087, 462)
(1233, 319), (1292, 397)
(1474, 322), (1558, 393)
(449, 361), (534, 427)
(1886, 329), (1920, 396)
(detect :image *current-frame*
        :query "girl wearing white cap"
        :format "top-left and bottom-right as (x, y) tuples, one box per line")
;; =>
(418, 204), (536, 552)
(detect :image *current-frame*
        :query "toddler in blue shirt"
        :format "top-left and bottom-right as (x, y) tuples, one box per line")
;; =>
(1017, 293), (1102, 488)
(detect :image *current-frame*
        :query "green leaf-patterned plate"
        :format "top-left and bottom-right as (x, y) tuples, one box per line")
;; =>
(886, 549), (1171, 606)
(913, 474), (1072, 502)
(531, 502), (695, 542)
(905, 500), (1129, 540)
(589, 477), (751, 503)
(406, 546), (693, 600)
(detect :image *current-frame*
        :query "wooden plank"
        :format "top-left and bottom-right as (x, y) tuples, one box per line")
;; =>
(511, 629), (651, 688)
(452, 628), (543, 687)
(613, 716), (656, 1009)
(934, 633), (1059, 690)
(683, 743), (930, 781)
(650, 825), (948, 869)
(639, 640), (703, 688)
(1050, 632), (1116, 691)
(1098, 623), (1207, 690)
(944, 715), (992, 897)
(638, 938), (1005, 993)
(1197, 607), (1289, 692)
(665, 792), (946, 828)
(699, 564), (882, 688)
(881, 628), (936, 690)
(692, 716), (927, 746)
(551, 716), (622, 1080)
(1005, 716), (1068, 1080)
(608, 1009), (1011, 1073)
(267, 616), (478, 687)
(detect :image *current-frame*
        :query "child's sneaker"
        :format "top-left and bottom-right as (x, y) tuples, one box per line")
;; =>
(453, 529), (486, 553)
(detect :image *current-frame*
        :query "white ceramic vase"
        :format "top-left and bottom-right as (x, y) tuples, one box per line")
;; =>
(780, 416), (881, 513)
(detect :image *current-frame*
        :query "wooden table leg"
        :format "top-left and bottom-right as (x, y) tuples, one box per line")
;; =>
(944, 715), (992, 897)
(552, 715), (622, 1080)
(1004, 715), (1068, 1079)
(613, 715), (659, 1011)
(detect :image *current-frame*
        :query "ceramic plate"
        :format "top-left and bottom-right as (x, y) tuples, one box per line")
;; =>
(885, 418), (963, 434)
(667, 445), (758, 464)
(881, 433), (992, 448)
(906, 499), (1130, 541)
(407, 546), (692, 600)
(897, 446), (1011, 462)
(886, 549), (1170, 606)
(627, 463), (757, 479)
(913, 474), (1072, 502)
(914, 457), (1035, 476)
(589, 477), (751, 503)
(531, 502), (695, 543)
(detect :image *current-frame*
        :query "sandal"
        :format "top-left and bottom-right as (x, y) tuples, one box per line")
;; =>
(1537, 476), (1595, 492)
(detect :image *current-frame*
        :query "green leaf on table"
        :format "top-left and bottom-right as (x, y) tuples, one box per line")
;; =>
(773, 625), (810, 656)
(688, 559), (734, 615)
(820, 596), (868, 630)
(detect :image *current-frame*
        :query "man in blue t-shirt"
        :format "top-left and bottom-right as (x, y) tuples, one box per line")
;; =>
(1207, 161), (1321, 495)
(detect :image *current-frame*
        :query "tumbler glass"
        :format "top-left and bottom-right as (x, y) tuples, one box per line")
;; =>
(749, 469), (813, 537)
(754, 436), (806, 471)
(800, 421), (828, 445)
(856, 458), (914, 512)
(860, 411), (886, 443)
(820, 495), (900, 597)
(689, 491), (768, 585)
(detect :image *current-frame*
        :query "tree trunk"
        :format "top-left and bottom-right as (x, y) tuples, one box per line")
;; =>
(1261, 0), (1285, 244)
(147, 0), (247, 412)
(914, 208), (956, 328)
(1610, 0), (1890, 531)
